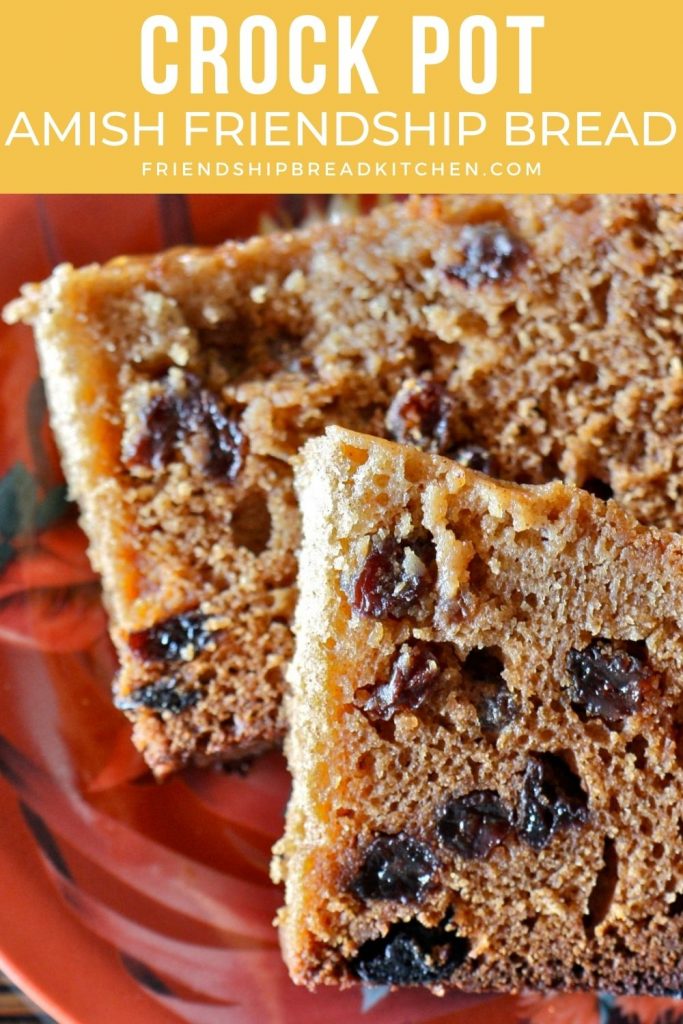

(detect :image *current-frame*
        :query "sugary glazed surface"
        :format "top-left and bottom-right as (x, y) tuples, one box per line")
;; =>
(276, 427), (683, 994)
(5, 194), (683, 774)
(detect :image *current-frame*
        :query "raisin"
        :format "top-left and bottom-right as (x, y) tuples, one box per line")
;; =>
(115, 680), (199, 715)
(436, 791), (512, 860)
(463, 648), (517, 734)
(385, 379), (496, 472)
(450, 444), (496, 476)
(129, 611), (213, 663)
(125, 391), (179, 470)
(517, 753), (589, 850)
(348, 535), (435, 620)
(350, 919), (469, 986)
(445, 222), (526, 287)
(566, 638), (649, 725)
(364, 643), (441, 721)
(386, 378), (456, 454)
(476, 686), (517, 735)
(350, 834), (439, 903)
(197, 390), (246, 480)
(123, 371), (246, 482)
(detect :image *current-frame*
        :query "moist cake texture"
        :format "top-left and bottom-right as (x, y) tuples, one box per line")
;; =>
(5, 194), (683, 775)
(275, 426), (683, 994)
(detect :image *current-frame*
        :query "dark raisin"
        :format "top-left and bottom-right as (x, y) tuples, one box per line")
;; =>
(129, 611), (213, 663)
(445, 222), (526, 288)
(449, 444), (496, 476)
(348, 535), (435, 620)
(476, 686), (517, 734)
(436, 790), (512, 859)
(350, 834), (439, 902)
(566, 638), (649, 725)
(124, 391), (179, 471)
(582, 477), (614, 501)
(386, 378), (456, 453)
(350, 919), (469, 986)
(123, 371), (246, 482)
(364, 643), (441, 721)
(115, 680), (200, 714)
(197, 390), (246, 480)
(462, 648), (517, 733)
(123, 373), (199, 471)
(517, 753), (589, 850)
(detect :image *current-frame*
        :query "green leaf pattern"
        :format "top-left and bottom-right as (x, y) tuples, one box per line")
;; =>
(0, 461), (71, 572)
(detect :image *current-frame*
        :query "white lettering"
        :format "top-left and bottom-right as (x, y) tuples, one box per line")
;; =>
(411, 17), (449, 94)
(338, 16), (378, 94)
(190, 16), (228, 95)
(289, 16), (326, 94)
(239, 16), (278, 94)
(506, 16), (544, 94)
(141, 16), (178, 95)
(460, 15), (497, 95)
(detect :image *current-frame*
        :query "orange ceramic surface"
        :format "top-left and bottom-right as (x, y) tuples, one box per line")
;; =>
(0, 194), (680, 1024)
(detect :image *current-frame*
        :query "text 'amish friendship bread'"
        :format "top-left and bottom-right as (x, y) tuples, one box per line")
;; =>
(5, 194), (683, 775)
(275, 427), (683, 994)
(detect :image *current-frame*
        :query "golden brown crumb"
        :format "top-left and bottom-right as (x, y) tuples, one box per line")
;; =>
(5, 194), (683, 775)
(277, 426), (683, 995)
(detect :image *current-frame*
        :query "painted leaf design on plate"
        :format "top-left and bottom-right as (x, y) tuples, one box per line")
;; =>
(0, 456), (73, 576)
(0, 444), (100, 652)
(615, 997), (683, 1024)
(0, 462), (69, 540)
(0, 582), (105, 652)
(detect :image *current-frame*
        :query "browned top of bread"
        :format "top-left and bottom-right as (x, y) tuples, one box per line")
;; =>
(6, 194), (683, 774)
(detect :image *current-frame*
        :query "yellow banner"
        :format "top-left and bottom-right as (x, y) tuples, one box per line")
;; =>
(1, 0), (681, 192)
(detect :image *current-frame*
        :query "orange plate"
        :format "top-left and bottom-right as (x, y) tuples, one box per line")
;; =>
(0, 194), (679, 1024)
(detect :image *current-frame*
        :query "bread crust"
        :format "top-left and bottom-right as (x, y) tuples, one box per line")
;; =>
(6, 194), (683, 775)
(277, 426), (683, 994)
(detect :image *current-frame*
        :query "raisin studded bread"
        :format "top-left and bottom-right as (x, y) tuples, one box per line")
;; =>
(274, 426), (683, 994)
(5, 194), (683, 775)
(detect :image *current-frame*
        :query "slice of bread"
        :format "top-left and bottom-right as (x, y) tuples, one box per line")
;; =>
(5, 194), (683, 774)
(276, 426), (683, 994)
